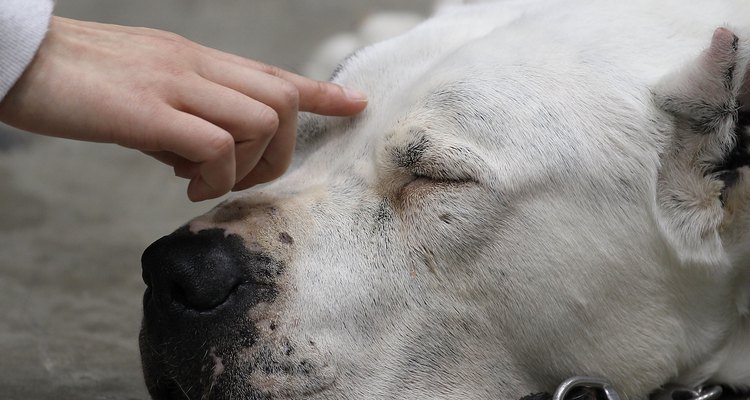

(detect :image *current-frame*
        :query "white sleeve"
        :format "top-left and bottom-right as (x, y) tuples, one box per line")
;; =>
(0, 0), (54, 100)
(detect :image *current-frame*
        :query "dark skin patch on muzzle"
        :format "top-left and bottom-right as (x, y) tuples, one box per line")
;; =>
(140, 226), (281, 400)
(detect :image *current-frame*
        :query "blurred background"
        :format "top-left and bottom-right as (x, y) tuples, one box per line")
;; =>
(0, 1), (431, 398)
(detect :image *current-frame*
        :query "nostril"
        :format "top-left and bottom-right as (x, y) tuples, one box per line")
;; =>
(141, 227), (254, 314)
(170, 278), (241, 312)
(170, 283), (188, 310)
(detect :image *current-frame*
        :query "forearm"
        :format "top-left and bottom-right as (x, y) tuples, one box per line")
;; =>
(0, 0), (54, 100)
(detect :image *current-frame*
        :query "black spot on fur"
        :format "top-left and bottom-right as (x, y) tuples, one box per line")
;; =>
(240, 325), (258, 348)
(283, 340), (295, 356)
(373, 199), (394, 230)
(439, 213), (454, 224)
(279, 232), (294, 245)
(253, 346), (315, 378)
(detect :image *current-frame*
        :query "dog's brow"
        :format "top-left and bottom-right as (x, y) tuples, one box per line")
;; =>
(394, 130), (429, 169)
(427, 84), (480, 112)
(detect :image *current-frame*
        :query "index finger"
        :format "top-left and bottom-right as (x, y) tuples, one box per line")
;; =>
(191, 44), (368, 116)
(272, 71), (369, 116)
(231, 59), (368, 116)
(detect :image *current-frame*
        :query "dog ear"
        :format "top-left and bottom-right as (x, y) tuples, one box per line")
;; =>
(653, 27), (750, 268)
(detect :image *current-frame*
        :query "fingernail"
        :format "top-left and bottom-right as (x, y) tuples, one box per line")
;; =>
(342, 86), (368, 102)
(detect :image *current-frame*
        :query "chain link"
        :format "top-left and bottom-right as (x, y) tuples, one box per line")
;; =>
(651, 385), (723, 400)
(552, 377), (727, 400)
(553, 376), (622, 400)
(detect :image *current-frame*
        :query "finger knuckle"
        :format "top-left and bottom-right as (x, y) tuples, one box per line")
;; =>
(263, 64), (284, 78)
(156, 61), (192, 80)
(307, 80), (335, 113)
(206, 133), (234, 159)
(256, 107), (280, 136)
(159, 30), (188, 43)
(277, 81), (300, 110)
(315, 80), (333, 95)
(147, 36), (198, 65)
(135, 26), (185, 41)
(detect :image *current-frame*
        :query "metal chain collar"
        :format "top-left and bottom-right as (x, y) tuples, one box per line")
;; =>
(552, 376), (725, 400)
(650, 384), (724, 400)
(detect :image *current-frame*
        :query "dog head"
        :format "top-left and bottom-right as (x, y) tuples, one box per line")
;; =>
(139, 2), (750, 399)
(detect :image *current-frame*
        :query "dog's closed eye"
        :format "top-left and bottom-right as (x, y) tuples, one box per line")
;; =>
(383, 127), (486, 186)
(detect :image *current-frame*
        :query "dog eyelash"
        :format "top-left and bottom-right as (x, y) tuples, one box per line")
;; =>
(406, 167), (479, 184)
(401, 173), (477, 193)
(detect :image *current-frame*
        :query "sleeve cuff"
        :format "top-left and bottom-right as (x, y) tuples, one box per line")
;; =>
(0, 0), (55, 100)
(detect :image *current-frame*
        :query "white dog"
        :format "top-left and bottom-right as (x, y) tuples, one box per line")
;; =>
(138, 1), (750, 399)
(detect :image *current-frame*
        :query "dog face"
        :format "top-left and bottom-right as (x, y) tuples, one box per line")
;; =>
(139, 1), (750, 399)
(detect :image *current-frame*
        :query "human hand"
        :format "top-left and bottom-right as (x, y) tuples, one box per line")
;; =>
(0, 17), (368, 201)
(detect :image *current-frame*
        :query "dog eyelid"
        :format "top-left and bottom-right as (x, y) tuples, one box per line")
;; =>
(396, 146), (483, 184)
(405, 165), (478, 184)
(385, 128), (486, 184)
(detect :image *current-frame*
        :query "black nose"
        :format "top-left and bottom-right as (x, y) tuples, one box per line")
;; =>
(141, 227), (255, 312)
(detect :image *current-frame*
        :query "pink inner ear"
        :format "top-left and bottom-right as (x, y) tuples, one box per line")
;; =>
(710, 27), (750, 112)
(712, 27), (737, 49)
(705, 27), (738, 69)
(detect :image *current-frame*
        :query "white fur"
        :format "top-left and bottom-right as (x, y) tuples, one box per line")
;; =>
(303, 12), (425, 80)
(176, 1), (750, 398)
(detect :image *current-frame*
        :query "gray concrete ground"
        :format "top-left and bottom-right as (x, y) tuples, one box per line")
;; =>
(0, 1), (431, 398)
